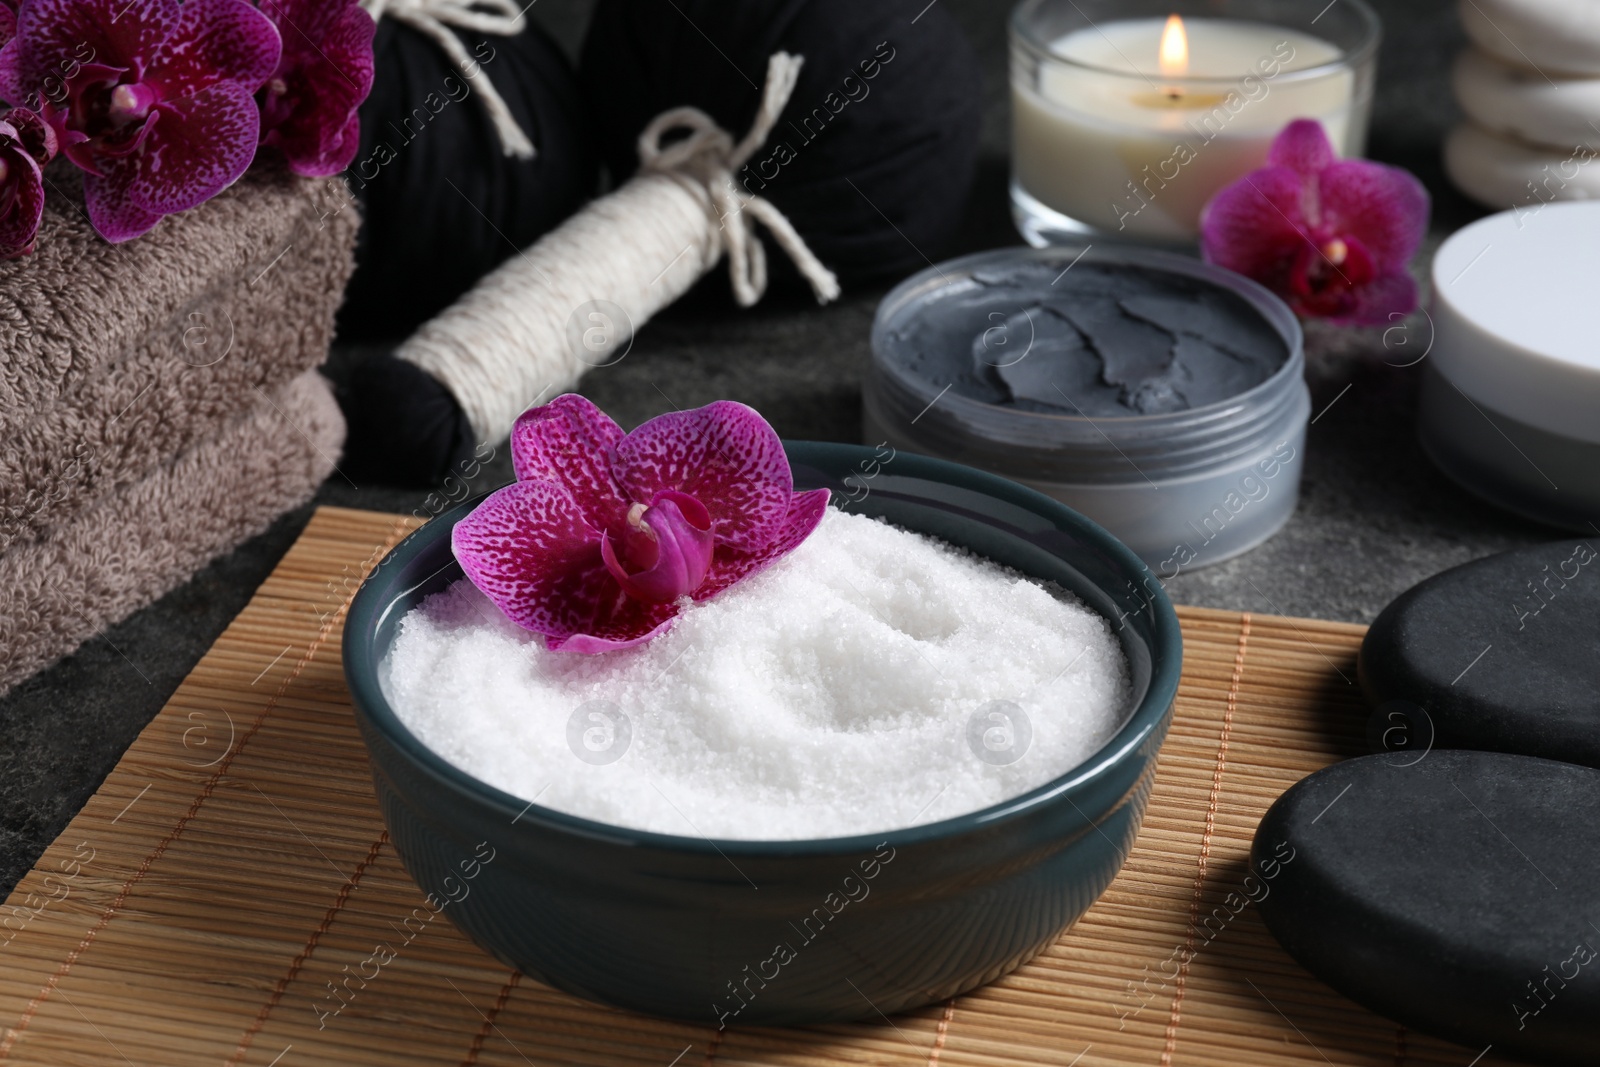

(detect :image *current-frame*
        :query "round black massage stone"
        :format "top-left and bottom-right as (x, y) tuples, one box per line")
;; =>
(1359, 539), (1600, 769)
(1253, 751), (1600, 1065)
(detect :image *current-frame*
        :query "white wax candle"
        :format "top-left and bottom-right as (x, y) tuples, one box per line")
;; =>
(1013, 18), (1357, 240)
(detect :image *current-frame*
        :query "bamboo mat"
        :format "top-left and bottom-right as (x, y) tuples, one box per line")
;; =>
(0, 506), (1520, 1067)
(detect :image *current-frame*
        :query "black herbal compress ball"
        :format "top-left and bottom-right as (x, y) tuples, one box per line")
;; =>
(337, 17), (598, 341)
(579, 0), (984, 287)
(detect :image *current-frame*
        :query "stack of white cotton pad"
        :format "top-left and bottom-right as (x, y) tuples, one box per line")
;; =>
(1444, 0), (1600, 209)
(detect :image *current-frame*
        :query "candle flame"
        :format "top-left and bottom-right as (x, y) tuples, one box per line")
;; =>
(1159, 14), (1188, 79)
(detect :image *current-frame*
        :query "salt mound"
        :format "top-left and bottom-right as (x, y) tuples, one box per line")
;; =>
(381, 508), (1131, 839)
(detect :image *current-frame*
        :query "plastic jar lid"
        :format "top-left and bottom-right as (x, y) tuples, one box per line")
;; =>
(1430, 201), (1600, 446)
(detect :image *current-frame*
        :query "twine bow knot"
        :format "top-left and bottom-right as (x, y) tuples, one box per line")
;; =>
(360, 0), (536, 158)
(636, 53), (840, 307)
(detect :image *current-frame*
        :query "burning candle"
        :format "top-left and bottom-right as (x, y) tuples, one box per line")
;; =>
(1010, 0), (1379, 244)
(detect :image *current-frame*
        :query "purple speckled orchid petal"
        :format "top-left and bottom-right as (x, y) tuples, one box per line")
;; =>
(462, 396), (829, 653)
(0, 136), (43, 256)
(696, 488), (830, 600)
(2, 0), (293, 244)
(0, 3), (16, 53)
(1199, 164), (1306, 279)
(1202, 121), (1427, 326)
(263, 86), (365, 177)
(548, 622), (674, 654)
(123, 79), (259, 213)
(54, 62), (137, 175)
(510, 394), (630, 531)
(1332, 268), (1418, 327)
(4, 106), (53, 163)
(261, 0), (374, 78)
(601, 491), (715, 604)
(453, 479), (678, 648)
(0, 39), (28, 106)
(256, 0), (373, 176)
(82, 165), (164, 242)
(312, 111), (364, 176)
(7, 0), (178, 101)
(613, 400), (793, 551)
(57, 119), (102, 173)
(1267, 118), (1336, 178)
(539, 585), (682, 646)
(453, 479), (605, 632)
(147, 0), (280, 98)
(1317, 159), (1430, 269)
(278, 110), (362, 177)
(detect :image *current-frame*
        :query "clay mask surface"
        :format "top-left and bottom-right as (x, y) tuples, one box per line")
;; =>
(882, 261), (1289, 416)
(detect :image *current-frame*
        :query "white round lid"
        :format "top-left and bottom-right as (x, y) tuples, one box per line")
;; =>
(1431, 200), (1600, 443)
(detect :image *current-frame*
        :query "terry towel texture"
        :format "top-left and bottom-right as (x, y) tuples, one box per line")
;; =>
(0, 168), (359, 554)
(0, 370), (344, 695)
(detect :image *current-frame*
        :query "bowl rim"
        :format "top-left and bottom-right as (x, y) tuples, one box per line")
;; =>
(343, 440), (1184, 858)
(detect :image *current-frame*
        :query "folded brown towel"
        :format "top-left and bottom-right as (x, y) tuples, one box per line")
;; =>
(0, 168), (358, 554)
(0, 370), (344, 695)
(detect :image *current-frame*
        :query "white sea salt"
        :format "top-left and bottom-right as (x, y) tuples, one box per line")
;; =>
(381, 508), (1131, 840)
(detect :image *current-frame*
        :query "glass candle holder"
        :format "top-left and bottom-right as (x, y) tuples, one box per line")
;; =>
(1011, 0), (1379, 246)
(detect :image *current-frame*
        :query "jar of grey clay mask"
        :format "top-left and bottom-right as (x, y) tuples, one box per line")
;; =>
(864, 245), (1308, 575)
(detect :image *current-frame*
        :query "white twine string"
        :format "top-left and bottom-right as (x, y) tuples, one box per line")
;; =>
(636, 53), (839, 307)
(395, 52), (841, 447)
(361, 0), (536, 159)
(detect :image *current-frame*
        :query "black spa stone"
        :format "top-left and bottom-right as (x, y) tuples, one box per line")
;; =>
(1359, 539), (1600, 769)
(1253, 751), (1600, 1065)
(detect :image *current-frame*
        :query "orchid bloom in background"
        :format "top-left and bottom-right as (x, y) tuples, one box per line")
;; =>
(454, 395), (830, 653)
(1200, 119), (1429, 326)
(0, 2), (14, 51)
(255, 0), (375, 178)
(0, 0), (281, 242)
(0, 105), (53, 258)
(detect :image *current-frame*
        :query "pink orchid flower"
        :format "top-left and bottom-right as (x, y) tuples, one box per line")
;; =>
(0, 3), (14, 51)
(0, 0), (281, 242)
(453, 395), (830, 653)
(0, 105), (52, 257)
(255, 0), (374, 178)
(1200, 119), (1430, 325)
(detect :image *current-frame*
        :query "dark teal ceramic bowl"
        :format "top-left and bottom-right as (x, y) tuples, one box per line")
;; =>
(343, 441), (1181, 1025)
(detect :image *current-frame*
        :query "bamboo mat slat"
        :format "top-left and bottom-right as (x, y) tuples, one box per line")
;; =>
(0, 507), (1518, 1067)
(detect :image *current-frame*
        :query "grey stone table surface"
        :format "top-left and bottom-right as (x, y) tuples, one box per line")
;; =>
(0, 0), (1564, 896)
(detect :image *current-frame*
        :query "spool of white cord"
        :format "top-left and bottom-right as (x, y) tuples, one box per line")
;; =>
(391, 52), (841, 447)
